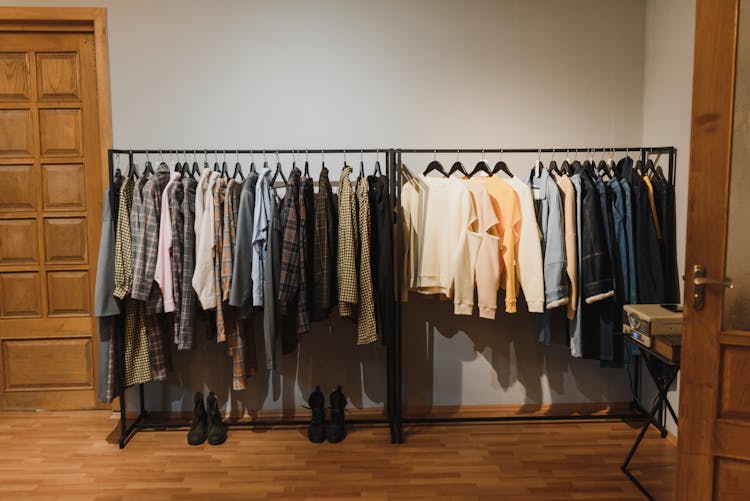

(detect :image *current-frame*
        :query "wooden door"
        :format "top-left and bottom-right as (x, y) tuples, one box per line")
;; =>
(677, 0), (750, 497)
(0, 29), (104, 409)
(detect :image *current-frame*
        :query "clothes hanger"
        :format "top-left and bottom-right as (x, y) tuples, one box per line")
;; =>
(468, 150), (492, 178)
(492, 149), (513, 177)
(143, 151), (155, 176)
(548, 149), (563, 176)
(448, 149), (470, 178)
(423, 149), (448, 177)
(270, 150), (287, 186)
(213, 151), (220, 174)
(189, 151), (200, 178)
(249, 151), (257, 174)
(535, 148), (544, 177)
(560, 148), (571, 176)
(220, 151), (230, 179)
(304, 150), (310, 178)
(359, 150), (366, 178)
(113, 153), (124, 184)
(202, 150), (210, 174)
(232, 150), (244, 181)
(373, 149), (382, 176)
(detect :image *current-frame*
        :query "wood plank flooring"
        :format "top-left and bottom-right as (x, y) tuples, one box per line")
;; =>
(0, 411), (676, 500)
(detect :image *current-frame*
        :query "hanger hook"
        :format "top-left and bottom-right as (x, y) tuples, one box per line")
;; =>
(306, 149), (309, 162)
(537, 147), (541, 163)
(499, 148), (504, 162)
(321, 150), (325, 164)
(344, 149), (347, 166)
(275, 150), (280, 164)
(456, 148), (460, 162)
(433, 149), (437, 161)
(360, 149), (364, 163)
(262, 150), (267, 163)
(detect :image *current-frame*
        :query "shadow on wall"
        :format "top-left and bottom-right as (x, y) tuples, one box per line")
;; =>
(141, 313), (387, 414)
(402, 292), (626, 411)
(134, 292), (629, 414)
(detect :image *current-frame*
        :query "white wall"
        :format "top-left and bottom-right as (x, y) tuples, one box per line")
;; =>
(3, 0), (654, 413)
(640, 0), (696, 437)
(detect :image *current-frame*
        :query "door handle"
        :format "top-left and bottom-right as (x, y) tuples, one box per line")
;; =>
(692, 264), (734, 310)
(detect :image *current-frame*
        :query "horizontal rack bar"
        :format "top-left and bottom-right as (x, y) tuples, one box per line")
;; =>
(110, 148), (388, 154)
(402, 412), (645, 425)
(130, 418), (390, 430)
(397, 147), (674, 154)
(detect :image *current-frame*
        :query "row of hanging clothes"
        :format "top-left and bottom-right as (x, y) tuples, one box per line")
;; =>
(400, 149), (679, 364)
(94, 150), (394, 403)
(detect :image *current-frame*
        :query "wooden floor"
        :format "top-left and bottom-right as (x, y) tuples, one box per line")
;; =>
(0, 411), (676, 500)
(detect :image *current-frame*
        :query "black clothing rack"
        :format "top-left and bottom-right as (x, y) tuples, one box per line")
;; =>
(107, 147), (400, 448)
(107, 145), (676, 449)
(390, 146), (676, 444)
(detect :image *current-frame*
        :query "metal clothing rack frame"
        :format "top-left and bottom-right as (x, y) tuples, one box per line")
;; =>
(107, 145), (676, 449)
(107, 147), (401, 448)
(390, 146), (677, 444)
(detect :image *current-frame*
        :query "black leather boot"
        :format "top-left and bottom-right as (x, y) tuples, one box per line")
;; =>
(187, 392), (207, 445)
(205, 392), (227, 446)
(307, 385), (326, 444)
(327, 385), (347, 444)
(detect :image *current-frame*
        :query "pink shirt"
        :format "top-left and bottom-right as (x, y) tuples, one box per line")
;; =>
(155, 172), (181, 313)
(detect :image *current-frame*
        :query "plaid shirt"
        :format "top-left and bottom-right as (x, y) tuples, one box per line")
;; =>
(212, 178), (227, 342)
(278, 168), (311, 334)
(124, 297), (153, 385)
(297, 175), (311, 335)
(167, 181), (184, 344)
(221, 180), (240, 301)
(130, 168), (170, 380)
(313, 167), (337, 319)
(356, 177), (377, 345)
(302, 175), (315, 319)
(113, 177), (134, 299)
(177, 176), (198, 350)
(337, 166), (358, 318)
(131, 165), (169, 311)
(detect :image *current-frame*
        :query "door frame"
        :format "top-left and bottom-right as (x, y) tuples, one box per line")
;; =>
(0, 7), (112, 408)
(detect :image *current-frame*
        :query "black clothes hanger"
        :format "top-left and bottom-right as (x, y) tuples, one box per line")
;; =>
(191, 159), (200, 178)
(128, 161), (139, 179)
(270, 152), (287, 186)
(232, 161), (244, 180)
(374, 159), (382, 176)
(548, 160), (563, 176)
(423, 150), (448, 177)
(492, 150), (513, 177)
(448, 151), (470, 178)
(596, 159), (610, 180)
(249, 160), (257, 174)
(143, 160), (154, 176)
(468, 151), (492, 178)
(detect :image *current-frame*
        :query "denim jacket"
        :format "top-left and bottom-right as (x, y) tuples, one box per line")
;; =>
(578, 168), (615, 303)
(527, 166), (569, 309)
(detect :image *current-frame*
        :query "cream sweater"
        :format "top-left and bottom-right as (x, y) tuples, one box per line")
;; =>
(506, 177), (545, 313)
(402, 176), (476, 313)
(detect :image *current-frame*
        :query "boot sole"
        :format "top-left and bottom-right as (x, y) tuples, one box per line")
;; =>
(188, 436), (207, 446)
(208, 435), (227, 446)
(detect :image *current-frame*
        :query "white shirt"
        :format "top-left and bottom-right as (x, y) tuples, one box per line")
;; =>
(192, 170), (219, 309)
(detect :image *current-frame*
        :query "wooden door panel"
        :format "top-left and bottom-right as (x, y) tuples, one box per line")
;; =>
(0, 218), (38, 264)
(678, 0), (750, 496)
(719, 346), (750, 418)
(46, 270), (89, 317)
(41, 163), (85, 210)
(0, 108), (33, 156)
(38, 108), (82, 156)
(0, 52), (30, 101)
(0, 164), (35, 211)
(0, 272), (41, 317)
(43, 217), (87, 264)
(35, 52), (80, 100)
(0, 27), (103, 410)
(2, 337), (92, 390)
(715, 458), (750, 500)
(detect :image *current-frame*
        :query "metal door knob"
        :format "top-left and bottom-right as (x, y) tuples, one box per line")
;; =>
(693, 276), (734, 288)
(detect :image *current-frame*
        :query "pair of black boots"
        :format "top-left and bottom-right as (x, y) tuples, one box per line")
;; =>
(188, 391), (227, 446)
(307, 385), (347, 444)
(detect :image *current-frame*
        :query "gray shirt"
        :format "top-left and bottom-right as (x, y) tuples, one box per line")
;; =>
(228, 171), (258, 317)
(252, 168), (273, 306)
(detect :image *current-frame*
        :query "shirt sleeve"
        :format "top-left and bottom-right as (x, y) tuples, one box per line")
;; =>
(131, 181), (161, 301)
(452, 185), (478, 315)
(229, 187), (254, 309)
(543, 180), (569, 309)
